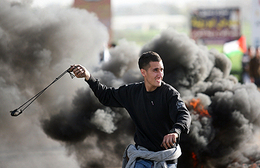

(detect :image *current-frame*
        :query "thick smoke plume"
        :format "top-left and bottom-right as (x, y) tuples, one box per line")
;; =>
(0, 0), (109, 167)
(141, 30), (260, 168)
(1, 1), (260, 168)
(141, 30), (260, 167)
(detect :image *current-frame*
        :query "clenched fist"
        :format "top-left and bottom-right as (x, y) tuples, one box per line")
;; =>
(69, 64), (90, 81)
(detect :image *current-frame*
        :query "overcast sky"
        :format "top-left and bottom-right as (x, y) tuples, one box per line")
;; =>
(31, 0), (73, 7)
(31, 0), (194, 8)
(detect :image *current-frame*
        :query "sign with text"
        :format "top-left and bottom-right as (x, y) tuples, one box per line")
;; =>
(190, 8), (241, 44)
(251, 0), (260, 47)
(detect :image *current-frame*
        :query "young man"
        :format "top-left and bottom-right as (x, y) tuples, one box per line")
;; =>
(71, 51), (191, 168)
(249, 46), (260, 90)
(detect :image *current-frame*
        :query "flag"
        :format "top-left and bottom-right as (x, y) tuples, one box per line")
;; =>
(223, 35), (247, 57)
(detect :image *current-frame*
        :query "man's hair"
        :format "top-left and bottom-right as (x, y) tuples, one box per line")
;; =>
(138, 51), (162, 70)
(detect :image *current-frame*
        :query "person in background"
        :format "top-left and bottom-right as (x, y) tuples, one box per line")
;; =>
(242, 46), (255, 84)
(249, 46), (260, 90)
(70, 51), (191, 168)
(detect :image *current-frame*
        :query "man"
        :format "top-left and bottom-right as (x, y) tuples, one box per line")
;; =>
(242, 46), (255, 84)
(71, 51), (191, 168)
(249, 46), (260, 90)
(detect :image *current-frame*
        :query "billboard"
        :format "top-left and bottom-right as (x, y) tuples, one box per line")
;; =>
(251, 0), (260, 47)
(190, 8), (241, 44)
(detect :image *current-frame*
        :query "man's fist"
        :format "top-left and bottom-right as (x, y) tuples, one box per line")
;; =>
(70, 64), (90, 80)
(161, 133), (178, 149)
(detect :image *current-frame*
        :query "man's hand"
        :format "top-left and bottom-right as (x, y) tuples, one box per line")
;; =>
(70, 64), (90, 81)
(161, 133), (178, 150)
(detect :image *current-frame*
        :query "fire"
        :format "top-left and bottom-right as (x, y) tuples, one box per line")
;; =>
(189, 98), (211, 117)
(192, 152), (203, 168)
(249, 163), (258, 168)
(192, 152), (198, 168)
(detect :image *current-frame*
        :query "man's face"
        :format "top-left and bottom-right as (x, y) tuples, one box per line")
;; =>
(249, 47), (256, 56)
(141, 61), (164, 92)
(256, 48), (260, 57)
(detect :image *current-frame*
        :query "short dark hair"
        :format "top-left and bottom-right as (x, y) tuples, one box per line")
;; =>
(138, 51), (162, 70)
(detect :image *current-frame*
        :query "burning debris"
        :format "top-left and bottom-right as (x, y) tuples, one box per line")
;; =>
(188, 98), (211, 118)
(1, 1), (260, 168)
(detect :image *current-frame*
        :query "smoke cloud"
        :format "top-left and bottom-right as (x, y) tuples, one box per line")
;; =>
(1, 0), (260, 168)
(141, 29), (260, 167)
(0, 0), (109, 167)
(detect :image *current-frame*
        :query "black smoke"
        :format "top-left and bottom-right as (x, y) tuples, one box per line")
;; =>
(1, 1), (260, 168)
(41, 39), (142, 167)
(141, 29), (260, 168)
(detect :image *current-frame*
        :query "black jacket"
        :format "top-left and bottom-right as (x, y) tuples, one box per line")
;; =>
(86, 76), (191, 152)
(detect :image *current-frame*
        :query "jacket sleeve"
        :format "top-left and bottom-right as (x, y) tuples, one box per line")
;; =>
(168, 90), (191, 137)
(85, 75), (125, 107)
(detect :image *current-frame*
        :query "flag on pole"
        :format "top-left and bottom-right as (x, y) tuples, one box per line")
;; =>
(223, 35), (247, 57)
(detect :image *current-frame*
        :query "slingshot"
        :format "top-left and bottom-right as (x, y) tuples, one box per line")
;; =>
(10, 67), (75, 117)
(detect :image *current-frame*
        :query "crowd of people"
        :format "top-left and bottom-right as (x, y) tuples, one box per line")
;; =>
(242, 46), (260, 90)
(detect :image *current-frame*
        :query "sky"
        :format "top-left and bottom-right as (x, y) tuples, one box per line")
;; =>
(30, 0), (145, 8)
(30, 0), (192, 8)
(31, 0), (74, 7)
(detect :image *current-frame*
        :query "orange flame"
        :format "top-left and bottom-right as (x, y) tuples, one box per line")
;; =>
(192, 152), (198, 168)
(250, 163), (257, 168)
(192, 152), (203, 168)
(189, 98), (211, 117)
